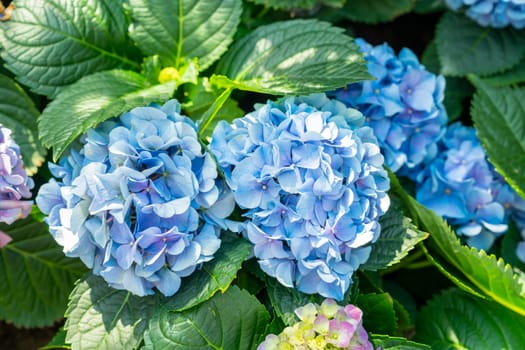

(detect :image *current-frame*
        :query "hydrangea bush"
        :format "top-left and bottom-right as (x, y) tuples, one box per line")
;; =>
(1, 1), (525, 349)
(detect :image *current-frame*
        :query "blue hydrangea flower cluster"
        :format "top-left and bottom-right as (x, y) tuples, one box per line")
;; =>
(445, 0), (525, 29)
(0, 126), (33, 225)
(416, 122), (509, 250)
(257, 299), (373, 350)
(329, 38), (448, 181)
(36, 100), (234, 296)
(210, 94), (390, 300)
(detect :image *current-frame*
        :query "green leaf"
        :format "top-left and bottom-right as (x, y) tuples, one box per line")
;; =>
(421, 40), (474, 122)
(421, 40), (473, 121)
(38, 69), (177, 161)
(435, 12), (525, 77)
(383, 280), (418, 325)
(263, 316), (285, 343)
(144, 285), (270, 350)
(163, 233), (251, 312)
(0, 0), (140, 97)
(0, 74), (45, 175)
(362, 201), (428, 271)
(141, 55), (163, 85)
(443, 77), (473, 122)
(0, 212), (86, 327)
(247, 0), (345, 10)
(501, 222), (525, 271)
(470, 77), (525, 198)
(265, 276), (325, 326)
(421, 40), (441, 74)
(41, 329), (71, 350)
(370, 335), (431, 350)
(355, 293), (397, 335)
(479, 59), (525, 87)
(214, 19), (371, 95)
(129, 0), (242, 71)
(413, 0), (446, 14)
(419, 242), (484, 299)
(65, 274), (158, 350)
(416, 288), (525, 349)
(264, 271), (360, 326)
(197, 88), (235, 139)
(182, 78), (244, 138)
(390, 173), (525, 317)
(235, 264), (266, 297)
(342, 0), (414, 24)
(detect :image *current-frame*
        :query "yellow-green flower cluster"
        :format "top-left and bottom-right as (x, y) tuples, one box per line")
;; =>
(258, 299), (374, 350)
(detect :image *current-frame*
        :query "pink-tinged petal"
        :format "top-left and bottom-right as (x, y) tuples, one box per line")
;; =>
(0, 200), (32, 224)
(328, 320), (355, 347)
(313, 314), (329, 334)
(257, 334), (281, 350)
(0, 230), (12, 248)
(343, 304), (363, 321)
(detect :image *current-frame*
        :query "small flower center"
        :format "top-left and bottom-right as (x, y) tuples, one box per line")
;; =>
(444, 188), (452, 195)
(261, 184), (268, 191)
(407, 88), (413, 95)
(374, 88), (380, 95)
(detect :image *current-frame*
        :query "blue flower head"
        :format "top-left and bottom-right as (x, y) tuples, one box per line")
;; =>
(445, 0), (525, 29)
(210, 94), (390, 300)
(329, 38), (448, 181)
(36, 100), (234, 296)
(0, 126), (34, 225)
(416, 122), (509, 250)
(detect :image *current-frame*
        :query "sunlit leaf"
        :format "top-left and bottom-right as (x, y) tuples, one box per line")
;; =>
(0, 0), (140, 97)
(213, 19), (371, 95)
(38, 70), (176, 161)
(129, 0), (242, 71)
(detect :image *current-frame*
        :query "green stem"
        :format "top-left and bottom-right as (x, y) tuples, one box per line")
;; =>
(198, 87), (234, 140)
(404, 260), (434, 270)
